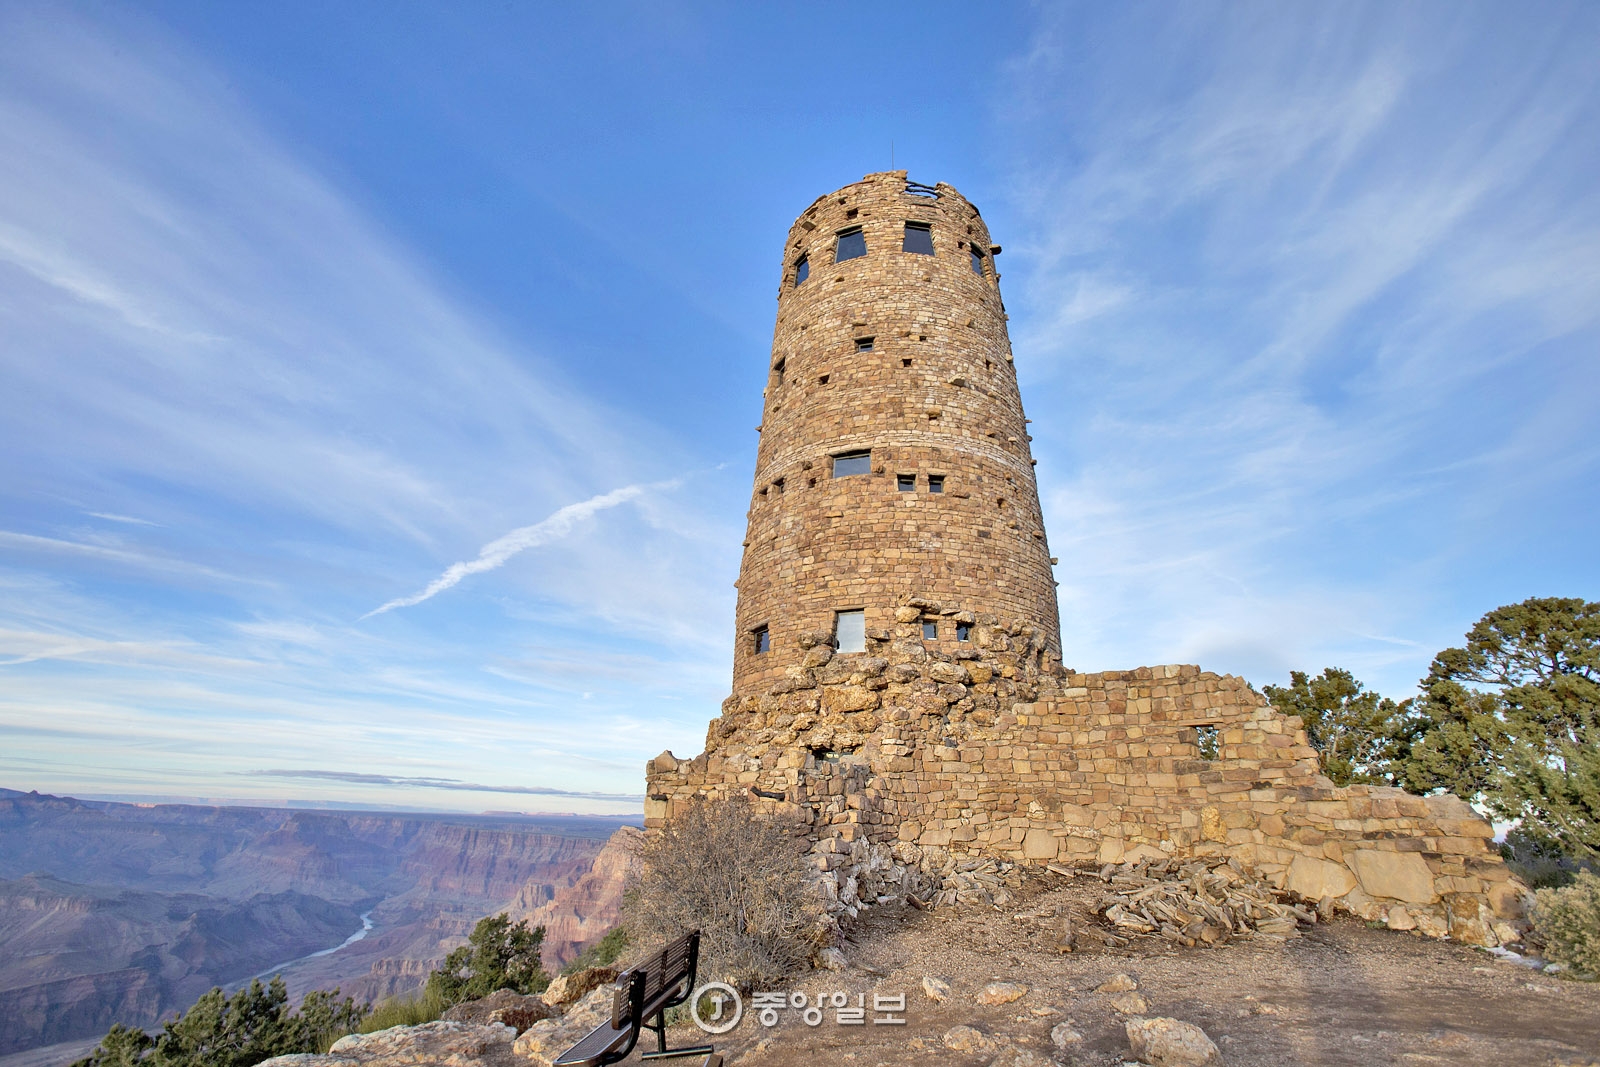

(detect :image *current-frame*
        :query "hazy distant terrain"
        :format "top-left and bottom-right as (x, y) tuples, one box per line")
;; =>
(0, 789), (633, 1058)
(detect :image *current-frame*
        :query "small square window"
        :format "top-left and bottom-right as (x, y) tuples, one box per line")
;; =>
(897, 474), (915, 492)
(928, 475), (945, 493)
(901, 358), (913, 368)
(1196, 725), (1219, 760)
(969, 247), (985, 275)
(832, 451), (871, 477)
(835, 227), (866, 262)
(794, 255), (809, 286)
(903, 221), (934, 255)
(855, 336), (875, 352)
(922, 620), (937, 640)
(753, 625), (770, 654)
(955, 621), (972, 642)
(835, 610), (865, 653)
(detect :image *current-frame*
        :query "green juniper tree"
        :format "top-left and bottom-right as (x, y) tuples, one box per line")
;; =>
(424, 913), (550, 1008)
(1263, 667), (1411, 786)
(1401, 597), (1599, 860)
(72, 978), (367, 1067)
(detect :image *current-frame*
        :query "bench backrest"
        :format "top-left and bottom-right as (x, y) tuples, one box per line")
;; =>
(609, 929), (700, 1029)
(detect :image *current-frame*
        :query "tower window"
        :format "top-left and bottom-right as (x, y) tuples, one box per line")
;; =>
(970, 247), (985, 275)
(794, 255), (809, 286)
(928, 475), (945, 493)
(897, 474), (915, 492)
(772, 357), (785, 385)
(855, 336), (875, 352)
(835, 610), (865, 654)
(1196, 724), (1219, 760)
(835, 227), (866, 262)
(922, 619), (937, 640)
(901, 358), (912, 368)
(956, 621), (972, 642)
(832, 450), (870, 477)
(752, 625), (770, 654)
(903, 221), (934, 255)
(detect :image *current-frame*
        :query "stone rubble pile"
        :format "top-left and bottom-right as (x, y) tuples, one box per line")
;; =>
(1095, 856), (1315, 945)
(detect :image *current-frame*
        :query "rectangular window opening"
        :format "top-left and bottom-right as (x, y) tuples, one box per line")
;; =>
(831, 450), (871, 477)
(897, 474), (916, 492)
(902, 221), (935, 255)
(835, 227), (866, 262)
(835, 610), (866, 654)
(955, 621), (972, 642)
(901, 358), (913, 368)
(970, 247), (985, 275)
(794, 255), (809, 286)
(752, 625), (770, 654)
(928, 475), (945, 493)
(1196, 725), (1219, 761)
(921, 620), (937, 640)
(855, 336), (875, 352)
(772, 356), (785, 385)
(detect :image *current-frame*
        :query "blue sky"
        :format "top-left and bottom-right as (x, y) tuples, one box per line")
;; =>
(1, 2), (1595, 814)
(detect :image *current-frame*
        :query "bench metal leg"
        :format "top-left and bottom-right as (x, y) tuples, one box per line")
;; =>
(638, 1012), (713, 1062)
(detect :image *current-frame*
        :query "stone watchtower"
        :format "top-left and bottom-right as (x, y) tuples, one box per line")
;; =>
(646, 173), (1516, 947)
(734, 171), (1061, 698)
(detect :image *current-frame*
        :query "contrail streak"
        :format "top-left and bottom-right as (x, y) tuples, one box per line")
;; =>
(361, 483), (656, 618)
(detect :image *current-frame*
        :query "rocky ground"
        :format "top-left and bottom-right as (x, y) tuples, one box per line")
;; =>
(269, 868), (1600, 1067)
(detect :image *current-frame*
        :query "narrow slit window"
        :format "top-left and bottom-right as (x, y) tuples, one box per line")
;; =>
(794, 255), (809, 286)
(955, 621), (972, 642)
(832, 450), (871, 477)
(772, 356), (785, 385)
(1196, 724), (1219, 760)
(855, 336), (875, 352)
(834, 227), (866, 262)
(835, 610), (865, 654)
(928, 475), (945, 493)
(903, 221), (934, 255)
(897, 474), (916, 492)
(752, 625), (770, 654)
(970, 247), (985, 275)
(922, 620), (937, 640)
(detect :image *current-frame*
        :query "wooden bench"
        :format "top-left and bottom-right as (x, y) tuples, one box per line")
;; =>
(553, 930), (720, 1067)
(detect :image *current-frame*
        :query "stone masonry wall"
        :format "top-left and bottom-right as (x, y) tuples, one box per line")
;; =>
(646, 608), (1523, 947)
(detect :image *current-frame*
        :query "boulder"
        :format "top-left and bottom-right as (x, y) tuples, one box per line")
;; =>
(942, 1025), (991, 1052)
(1384, 905), (1417, 931)
(541, 967), (618, 1008)
(922, 975), (953, 1002)
(1095, 973), (1139, 993)
(1108, 991), (1150, 1014)
(257, 1020), (522, 1067)
(817, 946), (848, 970)
(987, 1048), (1053, 1067)
(976, 981), (1029, 1005)
(1347, 850), (1436, 904)
(514, 986), (613, 1067)
(1050, 1022), (1085, 1050)
(1285, 855), (1358, 902)
(1124, 1017), (1221, 1066)
(442, 988), (553, 1033)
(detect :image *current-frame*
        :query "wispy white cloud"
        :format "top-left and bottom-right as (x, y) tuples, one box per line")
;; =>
(363, 482), (673, 618)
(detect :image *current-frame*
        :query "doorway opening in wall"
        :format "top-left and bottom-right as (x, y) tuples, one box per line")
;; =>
(835, 609), (865, 653)
(1195, 725), (1219, 760)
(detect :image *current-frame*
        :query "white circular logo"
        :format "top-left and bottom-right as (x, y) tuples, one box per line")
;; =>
(689, 981), (743, 1034)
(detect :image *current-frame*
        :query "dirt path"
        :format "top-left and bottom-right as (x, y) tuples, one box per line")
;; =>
(642, 875), (1599, 1066)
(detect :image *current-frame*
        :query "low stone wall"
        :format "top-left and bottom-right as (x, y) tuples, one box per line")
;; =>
(646, 611), (1525, 945)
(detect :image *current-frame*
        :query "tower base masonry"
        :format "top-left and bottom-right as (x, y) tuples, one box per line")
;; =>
(645, 601), (1526, 948)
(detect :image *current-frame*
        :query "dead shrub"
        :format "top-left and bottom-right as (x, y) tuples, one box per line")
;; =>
(1531, 870), (1600, 978)
(622, 796), (823, 987)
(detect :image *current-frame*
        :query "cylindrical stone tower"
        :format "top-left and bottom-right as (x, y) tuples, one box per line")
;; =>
(731, 171), (1060, 700)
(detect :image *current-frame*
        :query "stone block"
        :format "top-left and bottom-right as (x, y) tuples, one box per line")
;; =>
(1285, 854), (1358, 901)
(1346, 849), (1436, 904)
